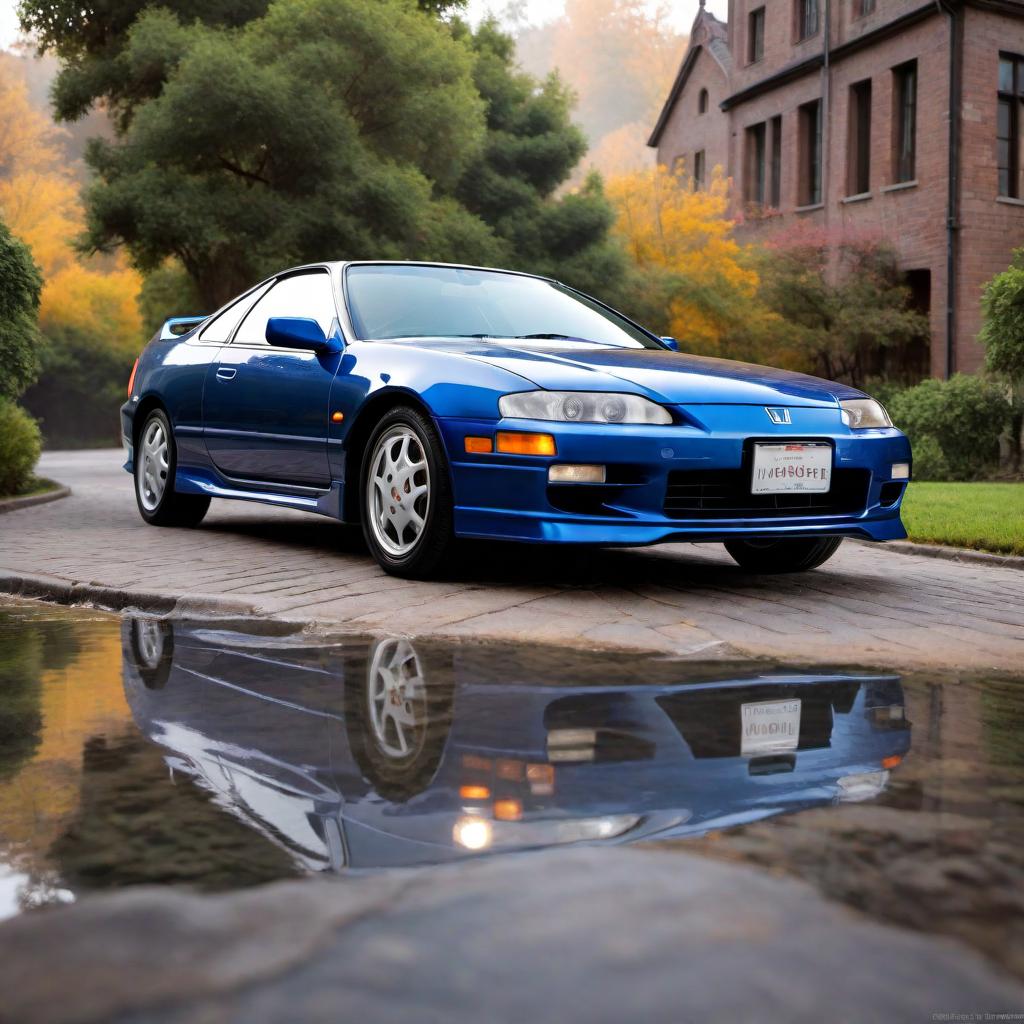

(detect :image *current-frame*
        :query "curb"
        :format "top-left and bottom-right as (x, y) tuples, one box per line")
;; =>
(0, 484), (71, 515)
(0, 570), (259, 619)
(853, 538), (1024, 571)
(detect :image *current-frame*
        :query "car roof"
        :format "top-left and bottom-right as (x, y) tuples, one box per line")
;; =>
(280, 260), (559, 285)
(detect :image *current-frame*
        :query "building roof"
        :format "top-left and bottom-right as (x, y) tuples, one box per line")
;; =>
(648, 5), (729, 148)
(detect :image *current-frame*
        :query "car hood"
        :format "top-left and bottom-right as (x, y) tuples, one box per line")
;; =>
(396, 338), (861, 406)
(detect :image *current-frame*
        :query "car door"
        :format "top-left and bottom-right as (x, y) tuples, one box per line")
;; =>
(203, 270), (341, 488)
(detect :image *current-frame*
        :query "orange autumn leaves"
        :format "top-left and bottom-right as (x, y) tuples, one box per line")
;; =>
(0, 64), (141, 354)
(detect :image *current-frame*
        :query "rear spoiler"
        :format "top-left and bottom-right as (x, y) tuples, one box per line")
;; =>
(159, 315), (208, 341)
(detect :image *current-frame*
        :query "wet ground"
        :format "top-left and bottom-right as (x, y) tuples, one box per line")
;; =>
(1, 597), (1023, 983)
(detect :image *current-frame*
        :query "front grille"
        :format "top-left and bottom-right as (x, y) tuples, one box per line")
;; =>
(664, 468), (871, 519)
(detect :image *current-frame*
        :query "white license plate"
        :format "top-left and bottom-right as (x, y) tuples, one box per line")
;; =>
(751, 443), (832, 494)
(741, 699), (802, 756)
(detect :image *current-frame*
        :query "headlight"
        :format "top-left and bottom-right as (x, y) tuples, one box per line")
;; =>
(840, 398), (892, 429)
(499, 391), (672, 425)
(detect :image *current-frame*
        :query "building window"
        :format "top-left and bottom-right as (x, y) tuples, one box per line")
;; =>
(698, 88), (709, 114)
(893, 60), (917, 184)
(745, 122), (767, 206)
(797, 0), (819, 40)
(748, 7), (765, 64)
(998, 54), (1024, 198)
(694, 150), (706, 191)
(854, 0), (875, 17)
(799, 99), (822, 206)
(848, 79), (872, 195)
(769, 115), (782, 208)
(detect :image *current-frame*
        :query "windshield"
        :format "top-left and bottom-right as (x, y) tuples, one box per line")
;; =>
(345, 265), (660, 349)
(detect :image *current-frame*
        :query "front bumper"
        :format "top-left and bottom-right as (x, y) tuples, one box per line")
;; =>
(437, 406), (911, 546)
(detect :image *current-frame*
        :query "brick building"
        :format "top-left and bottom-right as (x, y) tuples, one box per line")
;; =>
(649, 0), (1024, 378)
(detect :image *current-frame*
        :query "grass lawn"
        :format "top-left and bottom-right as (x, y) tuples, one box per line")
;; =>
(0, 477), (61, 501)
(900, 482), (1024, 556)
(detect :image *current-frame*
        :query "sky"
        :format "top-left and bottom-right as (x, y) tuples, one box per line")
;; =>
(1, 1), (729, 50)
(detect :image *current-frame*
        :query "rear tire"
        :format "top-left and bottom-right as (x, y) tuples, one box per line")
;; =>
(724, 537), (843, 574)
(134, 408), (210, 528)
(360, 406), (456, 578)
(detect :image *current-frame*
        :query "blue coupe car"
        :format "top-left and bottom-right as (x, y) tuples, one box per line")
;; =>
(122, 261), (912, 577)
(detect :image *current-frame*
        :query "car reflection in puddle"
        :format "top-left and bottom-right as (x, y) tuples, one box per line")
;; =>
(123, 617), (911, 871)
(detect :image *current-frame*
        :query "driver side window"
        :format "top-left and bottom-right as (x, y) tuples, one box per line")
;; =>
(232, 271), (338, 347)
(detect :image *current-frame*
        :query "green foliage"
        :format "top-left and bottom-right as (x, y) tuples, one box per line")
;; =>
(79, 0), (494, 308)
(751, 239), (930, 388)
(453, 20), (626, 299)
(905, 435), (949, 482)
(18, 0), (271, 128)
(137, 260), (207, 338)
(887, 375), (1011, 481)
(22, 323), (132, 448)
(981, 246), (1024, 385)
(0, 218), (43, 400)
(979, 248), (1024, 473)
(0, 398), (42, 495)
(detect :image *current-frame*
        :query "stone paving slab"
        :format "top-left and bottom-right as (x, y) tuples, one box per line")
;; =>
(1, 847), (1022, 1024)
(0, 449), (1021, 671)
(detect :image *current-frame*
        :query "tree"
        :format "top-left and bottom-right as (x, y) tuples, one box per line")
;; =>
(18, 0), (272, 130)
(605, 163), (775, 354)
(0, 61), (143, 445)
(0, 217), (42, 400)
(753, 227), (930, 388)
(453, 19), (627, 299)
(980, 249), (1024, 472)
(73, 0), (496, 309)
(0, 215), (43, 496)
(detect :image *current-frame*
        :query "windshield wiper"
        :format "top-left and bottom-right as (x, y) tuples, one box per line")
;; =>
(513, 333), (593, 342)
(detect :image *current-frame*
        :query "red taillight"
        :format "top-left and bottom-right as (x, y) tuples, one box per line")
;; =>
(127, 357), (139, 398)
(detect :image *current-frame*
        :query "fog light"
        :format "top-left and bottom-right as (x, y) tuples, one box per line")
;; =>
(496, 431), (557, 456)
(891, 462), (910, 480)
(548, 464), (606, 484)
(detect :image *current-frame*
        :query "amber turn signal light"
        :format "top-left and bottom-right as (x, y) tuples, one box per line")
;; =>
(331, 411), (344, 423)
(464, 436), (493, 453)
(496, 431), (557, 456)
(127, 357), (139, 398)
(459, 785), (490, 800)
(881, 755), (902, 770)
(493, 799), (523, 822)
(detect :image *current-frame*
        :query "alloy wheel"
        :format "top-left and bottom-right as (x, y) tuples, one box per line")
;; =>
(367, 426), (430, 557)
(366, 637), (428, 762)
(137, 418), (169, 511)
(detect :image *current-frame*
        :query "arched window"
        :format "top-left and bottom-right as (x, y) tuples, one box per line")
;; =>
(698, 88), (709, 114)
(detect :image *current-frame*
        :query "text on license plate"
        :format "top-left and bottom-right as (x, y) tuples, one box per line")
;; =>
(751, 443), (832, 494)
(741, 699), (802, 756)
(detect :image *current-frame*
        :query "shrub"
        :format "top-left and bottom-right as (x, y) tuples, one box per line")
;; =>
(907, 435), (949, 481)
(887, 375), (1011, 480)
(0, 399), (42, 496)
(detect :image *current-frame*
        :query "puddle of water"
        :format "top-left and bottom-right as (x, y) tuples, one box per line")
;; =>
(0, 598), (1022, 977)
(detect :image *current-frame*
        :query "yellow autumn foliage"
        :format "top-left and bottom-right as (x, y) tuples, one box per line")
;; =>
(0, 63), (141, 344)
(606, 162), (770, 353)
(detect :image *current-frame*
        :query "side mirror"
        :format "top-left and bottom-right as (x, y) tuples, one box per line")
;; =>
(266, 317), (341, 354)
(660, 337), (681, 352)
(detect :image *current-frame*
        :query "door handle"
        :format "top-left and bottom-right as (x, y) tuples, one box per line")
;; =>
(215, 367), (237, 381)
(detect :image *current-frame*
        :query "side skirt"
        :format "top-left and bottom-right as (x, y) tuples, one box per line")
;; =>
(174, 465), (344, 519)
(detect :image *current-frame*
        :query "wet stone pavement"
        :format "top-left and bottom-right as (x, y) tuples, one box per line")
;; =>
(1, 599), (1024, 1020)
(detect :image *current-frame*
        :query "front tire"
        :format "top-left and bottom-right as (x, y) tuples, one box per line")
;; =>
(361, 406), (456, 578)
(134, 409), (210, 528)
(724, 536), (843, 574)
